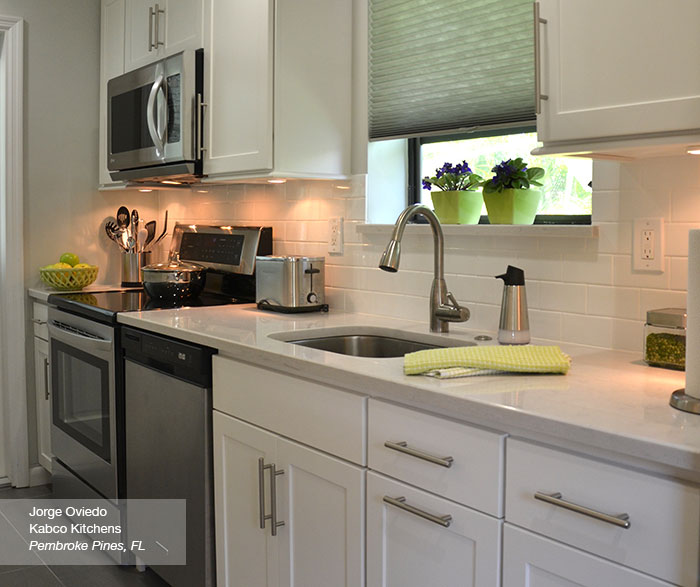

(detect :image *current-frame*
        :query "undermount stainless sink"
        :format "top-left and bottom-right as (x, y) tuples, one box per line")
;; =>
(271, 327), (475, 358)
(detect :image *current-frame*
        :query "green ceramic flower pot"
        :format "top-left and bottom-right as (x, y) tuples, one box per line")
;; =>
(430, 190), (483, 224)
(483, 188), (541, 225)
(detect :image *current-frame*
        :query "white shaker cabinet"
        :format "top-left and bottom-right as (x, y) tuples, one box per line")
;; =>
(124, 0), (202, 71)
(502, 525), (675, 587)
(213, 411), (364, 587)
(534, 0), (700, 154)
(201, 0), (352, 180)
(366, 472), (501, 587)
(32, 302), (52, 472)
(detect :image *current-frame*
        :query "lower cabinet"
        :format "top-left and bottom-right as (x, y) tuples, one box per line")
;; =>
(213, 410), (364, 587)
(33, 336), (52, 472)
(502, 525), (674, 587)
(366, 472), (501, 587)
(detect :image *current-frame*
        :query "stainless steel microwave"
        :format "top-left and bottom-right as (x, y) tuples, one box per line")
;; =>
(107, 49), (204, 183)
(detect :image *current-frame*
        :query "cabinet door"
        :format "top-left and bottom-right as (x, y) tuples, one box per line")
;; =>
(276, 438), (365, 587)
(537, 0), (700, 143)
(503, 525), (674, 587)
(163, 0), (202, 56)
(213, 412), (279, 587)
(202, 0), (273, 176)
(99, 0), (126, 187)
(125, 0), (158, 71)
(367, 472), (501, 587)
(34, 337), (52, 472)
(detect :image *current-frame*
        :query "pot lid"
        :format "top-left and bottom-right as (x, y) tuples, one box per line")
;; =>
(143, 259), (205, 273)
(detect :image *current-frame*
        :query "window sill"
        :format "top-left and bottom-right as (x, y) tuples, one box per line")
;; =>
(356, 223), (599, 238)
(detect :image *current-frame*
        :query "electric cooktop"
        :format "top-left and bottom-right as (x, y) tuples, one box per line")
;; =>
(48, 289), (248, 324)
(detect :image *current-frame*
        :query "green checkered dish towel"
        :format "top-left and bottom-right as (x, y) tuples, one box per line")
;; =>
(404, 345), (571, 379)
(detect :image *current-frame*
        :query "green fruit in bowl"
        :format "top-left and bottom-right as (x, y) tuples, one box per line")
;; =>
(59, 252), (80, 267)
(52, 262), (72, 269)
(74, 263), (92, 269)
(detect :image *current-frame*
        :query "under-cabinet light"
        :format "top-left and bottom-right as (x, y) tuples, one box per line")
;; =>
(267, 179), (286, 184)
(138, 189), (153, 192)
(687, 145), (700, 155)
(161, 180), (182, 185)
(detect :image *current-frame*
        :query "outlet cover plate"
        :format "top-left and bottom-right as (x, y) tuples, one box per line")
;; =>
(633, 217), (664, 272)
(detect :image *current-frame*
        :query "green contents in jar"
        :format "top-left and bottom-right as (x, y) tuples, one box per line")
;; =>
(645, 332), (685, 370)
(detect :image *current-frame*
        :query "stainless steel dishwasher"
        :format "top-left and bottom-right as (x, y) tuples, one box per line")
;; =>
(122, 326), (216, 587)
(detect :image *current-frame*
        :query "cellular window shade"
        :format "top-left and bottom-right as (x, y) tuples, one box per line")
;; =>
(369, 0), (536, 140)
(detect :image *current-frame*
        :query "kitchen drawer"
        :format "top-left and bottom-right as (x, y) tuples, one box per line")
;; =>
(368, 399), (505, 517)
(506, 438), (700, 587)
(503, 524), (675, 587)
(213, 356), (366, 465)
(33, 302), (49, 340)
(367, 471), (501, 587)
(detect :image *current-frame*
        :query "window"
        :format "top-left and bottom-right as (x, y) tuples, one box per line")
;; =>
(409, 131), (592, 223)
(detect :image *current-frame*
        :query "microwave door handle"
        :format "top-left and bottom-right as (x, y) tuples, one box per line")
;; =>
(147, 74), (165, 155)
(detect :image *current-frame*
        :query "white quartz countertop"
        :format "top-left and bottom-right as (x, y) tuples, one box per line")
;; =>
(116, 305), (700, 481)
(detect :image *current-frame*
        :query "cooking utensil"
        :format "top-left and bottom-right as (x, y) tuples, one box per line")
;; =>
(131, 209), (139, 251)
(152, 210), (169, 246)
(142, 254), (207, 300)
(121, 251), (152, 287)
(138, 229), (148, 252)
(105, 221), (127, 251)
(144, 220), (157, 250)
(116, 206), (130, 231)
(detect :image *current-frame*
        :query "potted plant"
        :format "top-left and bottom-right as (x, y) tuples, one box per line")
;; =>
(480, 158), (545, 224)
(422, 161), (483, 224)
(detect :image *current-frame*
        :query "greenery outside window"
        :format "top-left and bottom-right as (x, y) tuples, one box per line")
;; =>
(408, 130), (593, 224)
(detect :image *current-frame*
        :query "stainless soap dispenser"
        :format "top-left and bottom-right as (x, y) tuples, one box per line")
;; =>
(496, 265), (530, 345)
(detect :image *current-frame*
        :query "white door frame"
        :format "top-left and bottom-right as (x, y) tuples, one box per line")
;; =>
(0, 15), (28, 487)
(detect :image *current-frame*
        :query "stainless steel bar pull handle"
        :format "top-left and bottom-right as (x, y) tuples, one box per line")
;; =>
(384, 496), (452, 528)
(533, 2), (549, 114)
(258, 457), (267, 529)
(196, 93), (208, 159)
(148, 6), (154, 51)
(384, 441), (453, 468)
(43, 357), (50, 401)
(153, 4), (164, 49)
(257, 457), (285, 536)
(534, 491), (631, 529)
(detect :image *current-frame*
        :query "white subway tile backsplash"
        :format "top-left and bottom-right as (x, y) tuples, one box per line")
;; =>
(670, 257), (688, 291)
(586, 285), (640, 320)
(157, 156), (696, 351)
(639, 289), (687, 313)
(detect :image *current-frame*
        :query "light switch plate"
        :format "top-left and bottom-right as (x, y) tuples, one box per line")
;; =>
(633, 217), (664, 272)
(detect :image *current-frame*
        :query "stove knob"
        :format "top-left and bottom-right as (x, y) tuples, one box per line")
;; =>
(307, 292), (318, 304)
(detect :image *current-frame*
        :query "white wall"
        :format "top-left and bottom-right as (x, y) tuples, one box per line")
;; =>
(6, 0), (158, 287)
(159, 155), (700, 353)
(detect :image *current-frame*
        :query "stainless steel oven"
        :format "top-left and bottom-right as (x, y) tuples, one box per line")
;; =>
(48, 308), (121, 502)
(107, 49), (204, 183)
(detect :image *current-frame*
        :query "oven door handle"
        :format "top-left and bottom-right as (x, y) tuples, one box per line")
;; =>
(48, 321), (113, 355)
(147, 74), (166, 156)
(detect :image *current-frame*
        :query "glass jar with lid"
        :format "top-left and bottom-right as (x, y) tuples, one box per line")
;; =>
(644, 308), (686, 370)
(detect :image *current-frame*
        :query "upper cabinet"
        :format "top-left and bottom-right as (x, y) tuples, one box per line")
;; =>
(533, 0), (700, 158)
(98, 0), (352, 188)
(201, 0), (352, 181)
(124, 0), (202, 71)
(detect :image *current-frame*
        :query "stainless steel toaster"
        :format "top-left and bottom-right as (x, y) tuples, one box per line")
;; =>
(255, 256), (327, 312)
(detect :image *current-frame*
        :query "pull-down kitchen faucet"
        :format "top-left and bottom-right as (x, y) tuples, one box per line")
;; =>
(379, 204), (470, 332)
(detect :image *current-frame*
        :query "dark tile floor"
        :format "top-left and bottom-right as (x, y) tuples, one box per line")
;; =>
(0, 485), (170, 587)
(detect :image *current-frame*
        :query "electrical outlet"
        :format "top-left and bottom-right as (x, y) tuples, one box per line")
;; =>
(328, 217), (344, 254)
(633, 217), (664, 271)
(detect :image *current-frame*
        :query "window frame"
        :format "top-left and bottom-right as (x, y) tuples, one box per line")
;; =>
(407, 129), (592, 226)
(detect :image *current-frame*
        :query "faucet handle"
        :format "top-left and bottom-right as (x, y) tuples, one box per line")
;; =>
(436, 292), (470, 323)
(446, 292), (460, 308)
